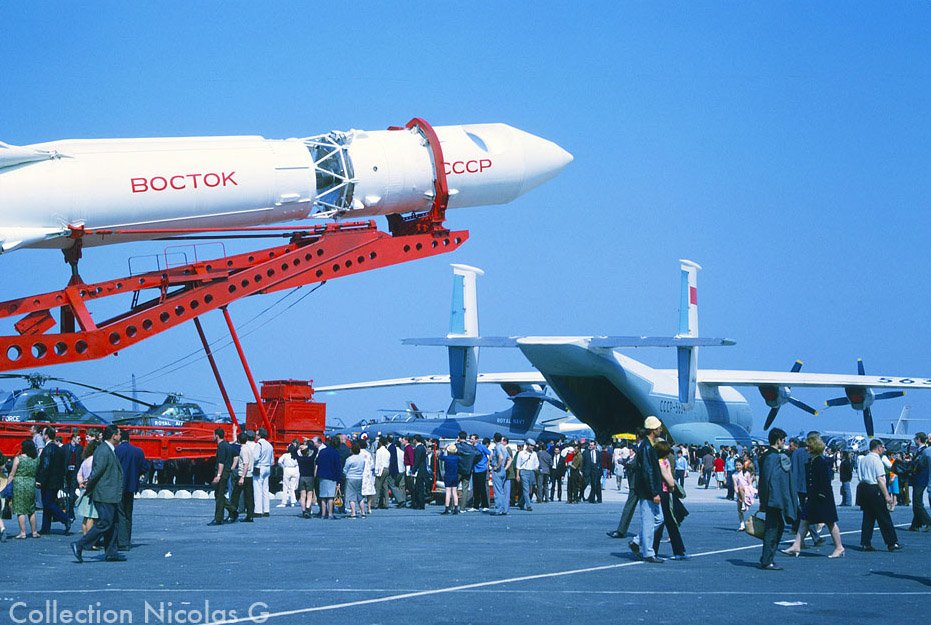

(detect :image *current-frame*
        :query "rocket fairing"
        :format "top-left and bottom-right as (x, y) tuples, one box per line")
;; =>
(0, 122), (572, 253)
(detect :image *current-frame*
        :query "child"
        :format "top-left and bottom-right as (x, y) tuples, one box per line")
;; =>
(733, 460), (757, 531)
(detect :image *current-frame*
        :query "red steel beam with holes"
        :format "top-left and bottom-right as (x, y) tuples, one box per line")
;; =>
(0, 220), (468, 371)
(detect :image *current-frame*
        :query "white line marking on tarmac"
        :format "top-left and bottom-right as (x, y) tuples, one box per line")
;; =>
(9, 589), (931, 596)
(198, 523), (914, 625)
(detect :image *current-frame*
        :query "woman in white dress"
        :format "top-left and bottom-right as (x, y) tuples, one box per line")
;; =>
(360, 439), (376, 516)
(75, 440), (100, 538)
(277, 442), (300, 508)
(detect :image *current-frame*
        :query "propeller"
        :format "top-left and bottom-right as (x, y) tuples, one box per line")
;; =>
(759, 360), (820, 430)
(824, 359), (906, 438)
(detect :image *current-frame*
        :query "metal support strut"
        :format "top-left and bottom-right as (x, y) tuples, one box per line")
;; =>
(221, 306), (273, 436)
(0, 220), (468, 372)
(193, 316), (240, 433)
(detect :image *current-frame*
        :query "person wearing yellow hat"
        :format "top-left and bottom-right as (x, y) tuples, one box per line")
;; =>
(632, 416), (665, 563)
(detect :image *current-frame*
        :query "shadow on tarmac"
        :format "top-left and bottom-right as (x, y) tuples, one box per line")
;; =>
(870, 571), (931, 587)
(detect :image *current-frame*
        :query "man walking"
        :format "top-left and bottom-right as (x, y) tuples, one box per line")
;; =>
(252, 428), (274, 517)
(455, 432), (477, 511)
(63, 430), (83, 522)
(632, 417), (664, 563)
(114, 432), (147, 548)
(839, 451), (854, 507)
(411, 435), (428, 510)
(515, 439), (539, 511)
(536, 443), (552, 503)
(231, 431), (255, 522)
(582, 440), (602, 503)
(551, 446), (565, 502)
(758, 428), (798, 570)
(209, 428), (236, 526)
(374, 437), (392, 509)
(36, 427), (72, 535)
(858, 439), (901, 551)
(471, 435), (491, 511)
(701, 448), (714, 489)
(72, 425), (125, 563)
(569, 446), (583, 503)
(490, 433), (511, 516)
(908, 432), (931, 531)
(608, 432), (640, 539)
(386, 436), (407, 508)
(403, 436), (415, 500)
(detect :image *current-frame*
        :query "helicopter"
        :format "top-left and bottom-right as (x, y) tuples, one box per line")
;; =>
(0, 373), (224, 427)
(107, 392), (228, 427)
(0, 373), (110, 425)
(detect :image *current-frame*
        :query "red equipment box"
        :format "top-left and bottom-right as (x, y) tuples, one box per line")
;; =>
(246, 380), (326, 442)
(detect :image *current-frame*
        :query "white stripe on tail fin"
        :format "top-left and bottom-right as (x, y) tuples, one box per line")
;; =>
(677, 259), (701, 338)
(676, 259), (702, 407)
(447, 264), (484, 414)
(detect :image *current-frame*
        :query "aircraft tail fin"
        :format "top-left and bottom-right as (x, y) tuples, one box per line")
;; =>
(676, 260), (702, 407)
(407, 401), (425, 420)
(445, 264), (484, 414)
(892, 405), (910, 435)
(490, 383), (565, 435)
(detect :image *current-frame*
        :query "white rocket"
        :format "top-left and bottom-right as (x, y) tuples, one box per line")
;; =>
(0, 122), (572, 253)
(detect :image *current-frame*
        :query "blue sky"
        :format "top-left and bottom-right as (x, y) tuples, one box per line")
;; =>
(1, 2), (929, 437)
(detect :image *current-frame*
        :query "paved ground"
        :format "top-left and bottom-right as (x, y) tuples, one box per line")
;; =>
(1, 478), (928, 625)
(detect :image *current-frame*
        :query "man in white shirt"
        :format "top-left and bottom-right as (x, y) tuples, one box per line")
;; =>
(856, 439), (900, 552)
(252, 428), (274, 517)
(516, 440), (540, 511)
(374, 437), (392, 509)
(233, 431), (255, 522)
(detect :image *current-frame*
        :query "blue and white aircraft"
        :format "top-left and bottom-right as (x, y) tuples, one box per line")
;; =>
(318, 265), (575, 442)
(321, 261), (928, 446)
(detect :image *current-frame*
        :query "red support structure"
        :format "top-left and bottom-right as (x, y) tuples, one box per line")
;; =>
(193, 316), (239, 432)
(0, 220), (468, 372)
(0, 117), (467, 462)
(221, 306), (272, 436)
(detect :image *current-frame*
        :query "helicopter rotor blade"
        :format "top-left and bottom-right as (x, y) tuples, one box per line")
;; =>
(42, 377), (157, 409)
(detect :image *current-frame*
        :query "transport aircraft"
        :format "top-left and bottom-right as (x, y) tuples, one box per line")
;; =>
(320, 262), (928, 446)
(318, 265), (580, 443)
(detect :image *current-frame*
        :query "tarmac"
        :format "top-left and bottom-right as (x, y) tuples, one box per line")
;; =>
(1, 477), (928, 625)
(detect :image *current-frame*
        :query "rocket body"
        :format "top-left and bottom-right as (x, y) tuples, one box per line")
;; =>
(0, 122), (572, 252)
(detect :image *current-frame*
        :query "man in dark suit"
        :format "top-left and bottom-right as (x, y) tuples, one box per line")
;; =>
(115, 432), (148, 549)
(62, 430), (84, 522)
(210, 428), (236, 525)
(411, 435), (428, 509)
(582, 440), (602, 503)
(72, 425), (125, 563)
(36, 426), (72, 535)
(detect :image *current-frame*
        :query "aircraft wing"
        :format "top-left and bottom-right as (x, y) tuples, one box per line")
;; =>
(316, 371), (545, 393)
(698, 370), (931, 389)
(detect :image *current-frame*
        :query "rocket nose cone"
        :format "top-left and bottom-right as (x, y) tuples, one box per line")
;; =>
(512, 128), (573, 196)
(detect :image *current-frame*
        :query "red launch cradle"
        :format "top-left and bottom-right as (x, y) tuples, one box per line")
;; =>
(0, 118), (465, 460)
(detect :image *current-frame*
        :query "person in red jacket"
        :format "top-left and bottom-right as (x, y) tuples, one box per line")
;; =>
(714, 455), (726, 489)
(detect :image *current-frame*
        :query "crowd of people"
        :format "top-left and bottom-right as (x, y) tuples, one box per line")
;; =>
(0, 424), (147, 563)
(605, 418), (931, 567)
(207, 429), (613, 523)
(2, 419), (929, 569)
